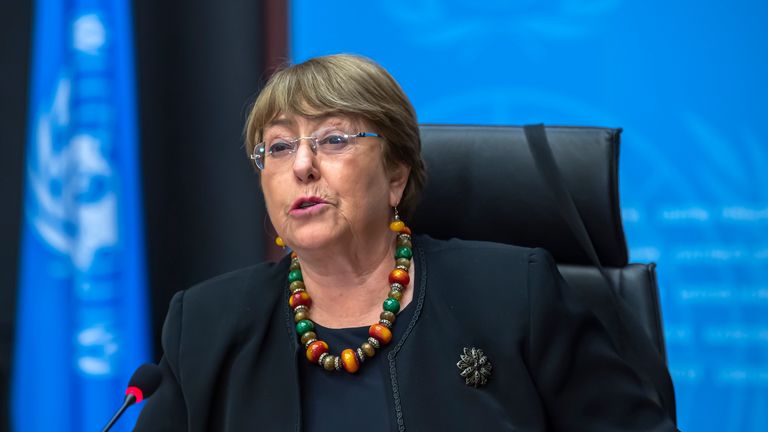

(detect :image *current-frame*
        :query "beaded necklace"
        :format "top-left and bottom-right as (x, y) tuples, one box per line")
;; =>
(287, 220), (413, 373)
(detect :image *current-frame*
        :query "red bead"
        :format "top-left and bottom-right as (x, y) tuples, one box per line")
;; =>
(388, 269), (410, 286)
(341, 348), (359, 373)
(369, 324), (393, 345)
(289, 291), (312, 309)
(306, 340), (329, 363)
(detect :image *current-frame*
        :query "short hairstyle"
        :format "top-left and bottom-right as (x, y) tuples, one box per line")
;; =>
(244, 54), (426, 219)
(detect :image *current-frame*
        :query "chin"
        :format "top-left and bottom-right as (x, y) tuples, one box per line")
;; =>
(285, 225), (341, 253)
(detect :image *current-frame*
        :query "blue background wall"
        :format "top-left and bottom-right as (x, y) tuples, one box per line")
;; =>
(292, 1), (768, 430)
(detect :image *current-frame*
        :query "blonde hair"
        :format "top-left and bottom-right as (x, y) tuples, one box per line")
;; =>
(244, 54), (426, 218)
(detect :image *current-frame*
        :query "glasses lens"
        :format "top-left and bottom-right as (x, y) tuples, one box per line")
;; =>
(252, 144), (266, 170)
(267, 138), (296, 158)
(316, 130), (351, 154)
(253, 129), (371, 169)
(317, 133), (350, 152)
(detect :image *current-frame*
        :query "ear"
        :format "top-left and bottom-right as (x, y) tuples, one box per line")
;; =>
(388, 162), (411, 207)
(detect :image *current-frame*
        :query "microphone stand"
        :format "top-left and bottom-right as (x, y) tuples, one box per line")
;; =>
(102, 393), (137, 432)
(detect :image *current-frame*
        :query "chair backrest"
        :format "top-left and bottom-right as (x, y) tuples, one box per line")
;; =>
(411, 124), (668, 361)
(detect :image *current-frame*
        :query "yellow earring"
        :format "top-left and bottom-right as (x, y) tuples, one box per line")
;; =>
(275, 236), (286, 248)
(389, 207), (406, 232)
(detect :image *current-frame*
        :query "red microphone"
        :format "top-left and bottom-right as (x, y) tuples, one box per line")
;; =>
(102, 363), (163, 432)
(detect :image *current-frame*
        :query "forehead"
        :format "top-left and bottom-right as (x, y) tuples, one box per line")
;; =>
(265, 113), (356, 131)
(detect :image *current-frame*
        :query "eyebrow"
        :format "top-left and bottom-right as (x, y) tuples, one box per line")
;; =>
(266, 117), (293, 127)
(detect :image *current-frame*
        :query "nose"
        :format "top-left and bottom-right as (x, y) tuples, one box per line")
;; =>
(292, 138), (320, 183)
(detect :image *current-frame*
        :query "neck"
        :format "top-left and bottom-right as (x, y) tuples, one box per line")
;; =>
(291, 230), (413, 328)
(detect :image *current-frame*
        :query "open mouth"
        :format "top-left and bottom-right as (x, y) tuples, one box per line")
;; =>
(291, 196), (328, 211)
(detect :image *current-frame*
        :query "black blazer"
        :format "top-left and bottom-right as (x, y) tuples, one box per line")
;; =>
(135, 236), (676, 431)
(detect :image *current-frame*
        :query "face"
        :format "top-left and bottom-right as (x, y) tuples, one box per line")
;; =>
(260, 113), (409, 252)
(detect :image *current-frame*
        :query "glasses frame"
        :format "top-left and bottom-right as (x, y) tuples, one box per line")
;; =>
(250, 131), (381, 170)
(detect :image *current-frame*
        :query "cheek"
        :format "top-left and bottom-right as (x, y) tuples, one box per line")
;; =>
(332, 160), (390, 211)
(260, 174), (286, 220)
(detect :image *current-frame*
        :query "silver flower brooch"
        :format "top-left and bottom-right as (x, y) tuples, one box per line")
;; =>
(456, 347), (492, 387)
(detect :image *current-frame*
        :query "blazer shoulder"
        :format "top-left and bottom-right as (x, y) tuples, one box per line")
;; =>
(166, 258), (290, 344)
(182, 258), (289, 307)
(413, 236), (558, 306)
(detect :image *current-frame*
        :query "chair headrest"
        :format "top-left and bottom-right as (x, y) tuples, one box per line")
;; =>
(411, 125), (629, 267)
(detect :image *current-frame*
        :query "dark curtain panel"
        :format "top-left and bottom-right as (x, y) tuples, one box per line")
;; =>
(0, 1), (32, 430)
(132, 0), (271, 359)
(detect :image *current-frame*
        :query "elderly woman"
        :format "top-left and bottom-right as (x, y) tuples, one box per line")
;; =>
(136, 54), (676, 431)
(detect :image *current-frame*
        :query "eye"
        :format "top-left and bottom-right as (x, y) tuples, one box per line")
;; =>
(268, 139), (294, 156)
(318, 133), (350, 147)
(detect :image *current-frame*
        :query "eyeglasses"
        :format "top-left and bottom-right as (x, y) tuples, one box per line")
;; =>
(250, 127), (381, 170)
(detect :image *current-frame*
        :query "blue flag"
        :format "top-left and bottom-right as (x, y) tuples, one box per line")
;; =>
(13, 0), (150, 430)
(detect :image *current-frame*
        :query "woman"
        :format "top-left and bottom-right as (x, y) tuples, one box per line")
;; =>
(136, 54), (676, 431)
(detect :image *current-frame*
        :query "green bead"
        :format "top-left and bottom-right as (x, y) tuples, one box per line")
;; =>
(296, 319), (314, 335)
(395, 246), (413, 260)
(383, 298), (401, 314)
(288, 269), (303, 283)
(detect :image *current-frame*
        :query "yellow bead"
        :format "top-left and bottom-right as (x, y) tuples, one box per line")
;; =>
(275, 236), (285, 247)
(306, 340), (329, 363)
(341, 349), (360, 373)
(389, 220), (405, 232)
(369, 324), (393, 345)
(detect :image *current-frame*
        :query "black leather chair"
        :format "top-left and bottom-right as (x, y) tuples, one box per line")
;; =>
(412, 124), (668, 362)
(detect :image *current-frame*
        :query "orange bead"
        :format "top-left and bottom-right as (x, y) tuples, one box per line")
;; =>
(369, 324), (393, 345)
(340, 348), (359, 373)
(290, 251), (298, 259)
(389, 220), (405, 232)
(306, 340), (329, 363)
(401, 226), (411, 235)
(289, 291), (312, 309)
(388, 269), (410, 286)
